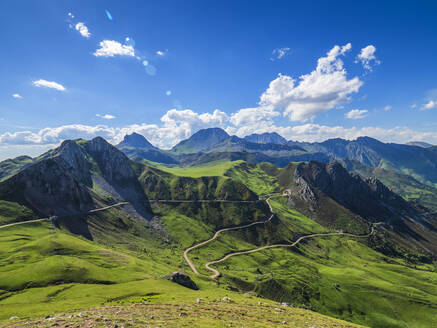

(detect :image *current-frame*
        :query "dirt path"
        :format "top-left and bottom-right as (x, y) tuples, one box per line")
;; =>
(0, 202), (129, 230)
(205, 226), (375, 279)
(181, 191), (375, 279)
(183, 194), (282, 274)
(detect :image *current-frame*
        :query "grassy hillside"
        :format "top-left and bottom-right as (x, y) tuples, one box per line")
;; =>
(0, 200), (35, 225)
(0, 215), (362, 328)
(153, 160), (244, 178)
(1, 159), (437, 327)
(344, 161), (437, 210)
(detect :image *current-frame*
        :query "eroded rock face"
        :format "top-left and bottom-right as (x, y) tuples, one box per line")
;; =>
(169, 272), (199, 290)
(294, 161), (419, 222)
(85, 137), (138, 184)
(54, 140), (92, 186)
(0, 158), (94, 216)
(0, 136), (153, 218)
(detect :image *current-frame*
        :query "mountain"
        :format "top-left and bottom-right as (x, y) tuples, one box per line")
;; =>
(116, 133), (178, 164)
(0, 155), (33, 182)
(289, 136), (437, 186)
(116, 130), (437, 189)
(117, 132), (157, 149)
(171, 127), (230, 153)
(342, 159), (437, 210)
(2, 137), (437, 327)
(244, 132), (287, 144)
(118, 128), (326, 166)
(279, 160), (437, 254)
(0, 137), (151, 219)
(172, 128), (306, 155)
(406, 141), (434, 148)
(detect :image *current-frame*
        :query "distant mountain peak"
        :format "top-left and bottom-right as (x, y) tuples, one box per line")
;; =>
(244, 132), (287, 144)
(171, 128), (230, 153)
(190, 127), (229, 140)
(406, 141), (434, 148)
(118, 133), (155, 149)
(355, 136), (383, 145)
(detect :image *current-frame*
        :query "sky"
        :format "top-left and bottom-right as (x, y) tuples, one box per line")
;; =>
(1, 0), (437, 160)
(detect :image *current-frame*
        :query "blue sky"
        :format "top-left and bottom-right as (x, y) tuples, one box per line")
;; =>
(1, 0), (437, 159)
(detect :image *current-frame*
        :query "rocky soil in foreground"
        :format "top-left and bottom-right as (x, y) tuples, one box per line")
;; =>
(3, 301), (363, 328)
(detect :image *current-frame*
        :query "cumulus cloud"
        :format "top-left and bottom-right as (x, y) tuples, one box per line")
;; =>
(226, 107), (280, 136)
(270, 47), (291, 61)
(75, 22), (90, 38)
(422, 100), (437, 110)
(32, 79), (66, 91)
(0, 124), (116, 146)
(384, 105), (392, 111)
(12, 93), (22, 99)
(96, 114), (116, 120)
(345, 109), (368, 119)
(94, 40), (135, 57)
(355, 45), (380, 70)
(2, 117), (437, 150)
(260, 43), (362, 122)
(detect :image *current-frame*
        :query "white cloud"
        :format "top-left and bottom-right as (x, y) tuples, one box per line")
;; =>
(96, 114), (116, 120)
(156, 50), (168, 56)
(411, 104), (417, 109)
(94, 40), (135, 57)
(32, 79), (66, 91)
(0, 124), (116, 146)
(2, 117), (437, 150)
(260, 43), (362, 122)
(345, 109), (368, 119)
(226, 107), (280, 136)
(67, 12), (74, 18)
(355, 45), (380, 70)
(75, 22), (90, 38)
(384, 105), (392, 111)
(12, 93), (22, 99)
(271, 47), (291, 61)
(422, 100), (437, 110)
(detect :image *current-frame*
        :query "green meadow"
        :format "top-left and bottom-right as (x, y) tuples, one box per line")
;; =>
(0, 161), (436, 327)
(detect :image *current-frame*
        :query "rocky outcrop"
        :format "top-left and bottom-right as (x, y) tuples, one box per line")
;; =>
(294, 161), (423, 223)
(0, 137), (152, 218)
(53, 140), (93, 186)
(169, 272), (199, 290)
(0, 158), (93, 216)
(117, 132), (156, 149)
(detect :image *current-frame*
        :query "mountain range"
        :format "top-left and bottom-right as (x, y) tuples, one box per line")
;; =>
(1, 130), (437, 327)
(114, 128), (437, 208)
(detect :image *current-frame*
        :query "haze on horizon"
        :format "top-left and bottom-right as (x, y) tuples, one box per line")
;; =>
(1, 0), (437, 160)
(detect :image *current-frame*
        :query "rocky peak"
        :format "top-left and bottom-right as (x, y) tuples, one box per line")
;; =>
(244, 132), (287, 145)
(294, 161), (411, 222)
(54, 140), (92, 186)
(118, 133), (155, 149)
(84, 137), (137, 182)
(189, 128), (229, 142)
(0, 158), (93, 216)
(171, 128), (230, 153)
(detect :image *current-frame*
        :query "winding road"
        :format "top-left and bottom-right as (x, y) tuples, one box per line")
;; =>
(182, 192), (375, 279)
(205, 226), (375, 279)
(0, 202), (129, 230)
(183, 194), (281, 274)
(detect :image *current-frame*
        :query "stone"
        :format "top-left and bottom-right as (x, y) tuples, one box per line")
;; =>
(169, 272), (199, 290)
